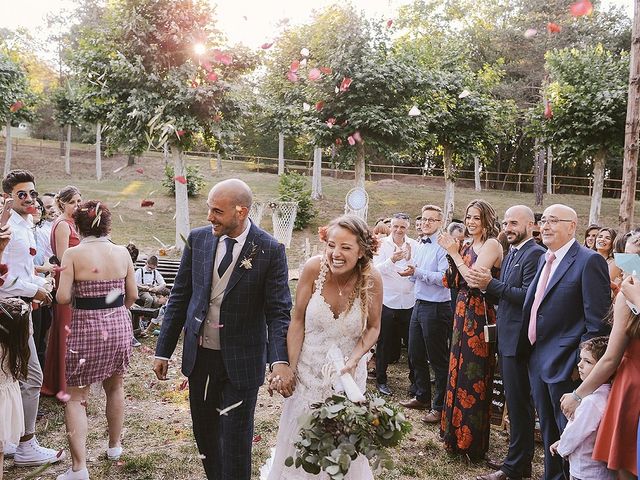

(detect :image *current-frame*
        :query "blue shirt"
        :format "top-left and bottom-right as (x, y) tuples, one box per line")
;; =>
(411, 232), (451, 303)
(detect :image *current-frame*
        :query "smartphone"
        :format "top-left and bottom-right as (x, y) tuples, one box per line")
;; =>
(0, 198), (13, 227)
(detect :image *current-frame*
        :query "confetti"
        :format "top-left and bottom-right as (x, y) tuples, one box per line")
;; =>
(253, 435), (262, 443)
(308, 68), (321, 81)
(119, 214), (124, 224)
(544, 100), (553, 119)
(302, 102), (310, 112)
(408, 105), (421, 116)
(286, 71), (298, 82)
(315, 101), (324, 111)
(112, 201), (121, 208)
(261, 42), (273, 50)
(386, 19), (393, 28)
(113, 165), (126, 174)
(175, 176), (187, 184)
(204, 374), (210, 401)
(153, 236), (167, 248)
(179, 378), (189, 391)
(198, 454), (207, 459)
(300, 47), (310, 57)
(339, 77), (352, 92)
(326, 118), (336, 128)
(570, 0), (593, 16)
(347, 135), (356, 146)
(141, 199), (155, 207)
(176, 129), (185, 137)
(335, 138), (342, 145)
(458, 89), (471, 99)
(206, 72), (218, 82)
(320, 66), (332, 75)
(10, 101), (24, 112)
(524, 28), (538, 39)
(147, 211), (153, 216)
(64, 325), (71, 334)
(105, 289), (122, 305)
(78, 358), (86, 365)
(352, 131), (362, 143)
(547, 22), (562, 33)
(135, 168), (144, 174)
(101, 330), (109, 341)
(290, 60), (300, 73)
(217, 400), (243, 416)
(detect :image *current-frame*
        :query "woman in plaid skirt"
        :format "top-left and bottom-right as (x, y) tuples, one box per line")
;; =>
(55, 200), (138, 480)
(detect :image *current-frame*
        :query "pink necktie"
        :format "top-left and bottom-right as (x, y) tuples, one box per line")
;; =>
(528, 252), (556, 345)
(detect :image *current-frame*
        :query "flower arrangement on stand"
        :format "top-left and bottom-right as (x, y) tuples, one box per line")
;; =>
(285, 393), (412, 479)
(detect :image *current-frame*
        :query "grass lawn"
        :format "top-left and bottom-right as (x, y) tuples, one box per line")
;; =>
(2, 139), (637, 479)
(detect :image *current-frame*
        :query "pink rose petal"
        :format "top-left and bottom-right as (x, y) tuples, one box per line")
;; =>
(261, 42), (273, 50)
(135, 168), (144, 174)
(570, 0), (593, 16)
(175, 176), (187, 184)
(290, 60), (300, 73)
(315, 101), (324, 111)
(286, 71), (298, 82)
(347, 135), (356, 146)
(308, 68), (321, 81)
(206, 72), (218, 82)
(339, 77), (352, 92)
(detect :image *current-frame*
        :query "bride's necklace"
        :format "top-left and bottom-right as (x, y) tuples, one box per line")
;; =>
(81, 236), (111, 244)
(333, 272), (355, 296)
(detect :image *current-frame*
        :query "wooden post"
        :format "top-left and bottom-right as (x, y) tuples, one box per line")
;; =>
(64, 124), (71, 175)
(546, 146), (553, 195)
(619, 0), (640, 231)
(95, 122), (102, 181)
(534, 140), (545, 206)
(3, 120), (12, 177)
(474, 156), (481, 191)
(312, 146), (323, 200)
(278, 132), (285, 176)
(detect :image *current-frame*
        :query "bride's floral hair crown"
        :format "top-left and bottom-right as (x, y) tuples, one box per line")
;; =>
(318, 215), (379, 262)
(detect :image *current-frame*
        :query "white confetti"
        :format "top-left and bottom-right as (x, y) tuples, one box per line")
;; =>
(113, 165), (126, 173)
(105, 289), (122, 305)
(300, 47), (310, 57)
(112, 201), (121, 208)
(458, 89), (471, 99)
(302, 102), (310, 112)
(524, 28), (538, 38)
(217, 400), (243, 416)
(408, 105), (421, 116)
(147, 211), (153, 215)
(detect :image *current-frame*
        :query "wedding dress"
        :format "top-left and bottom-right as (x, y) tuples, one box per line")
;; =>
(261, 259), (374, 480)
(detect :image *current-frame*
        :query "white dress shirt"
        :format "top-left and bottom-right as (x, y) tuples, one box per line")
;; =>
(557, 383), (615, 480)
(34, 220), (54, 261)
(135, 266), (166, 287)
(373, 235), (417, 309)
(547, 237), (576, 281)
(0, 210), (47, 298)
(215, 221), (251, 273)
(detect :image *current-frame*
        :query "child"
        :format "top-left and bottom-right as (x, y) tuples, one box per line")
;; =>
(0, 298), (30, 480)
(550, 336), (615, 480)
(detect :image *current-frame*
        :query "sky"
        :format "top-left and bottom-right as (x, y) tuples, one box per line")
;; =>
(0, 0), (633, 56)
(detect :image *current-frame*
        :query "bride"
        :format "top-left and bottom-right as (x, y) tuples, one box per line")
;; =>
(262, 215), (383, 479)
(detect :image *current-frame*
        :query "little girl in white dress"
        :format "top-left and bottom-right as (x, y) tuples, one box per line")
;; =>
(0, 298), (29, 480)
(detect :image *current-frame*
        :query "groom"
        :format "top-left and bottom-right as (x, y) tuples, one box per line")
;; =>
(153, 179), (295, 479)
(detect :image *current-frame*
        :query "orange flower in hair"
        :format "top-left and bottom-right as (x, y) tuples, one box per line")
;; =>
(318, 225), (329, 242)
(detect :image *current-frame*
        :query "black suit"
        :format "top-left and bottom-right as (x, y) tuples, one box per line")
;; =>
(486, 239), (545, 479)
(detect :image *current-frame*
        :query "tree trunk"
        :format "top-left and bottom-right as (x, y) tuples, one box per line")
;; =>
(4, 120), (12, 177)
(95, 122), (102, 181)
(354, 142), (365, 189)
(172, 146), (191, 252)
(619, 0), (640, 231)
(216, 152), (222, 174)
(278, 132), (285, 176)
(589, 149), (607, 225)
(127, 154), (135, 166)
(474, 156), (481, 191)
(59, 127), (65, 156)
(311, 146), (323, 200)
(65, 124), (71, 175)
(443, 143), (455, 225)
(534, 140), (545, 207)
(546, 145), (553, 195)
(163, 143), (169, 167)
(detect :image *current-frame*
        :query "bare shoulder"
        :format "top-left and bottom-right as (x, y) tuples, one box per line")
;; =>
(55, 221), (71, 235)
(484, 238), (502, 251)
(299, 256), (322, 282)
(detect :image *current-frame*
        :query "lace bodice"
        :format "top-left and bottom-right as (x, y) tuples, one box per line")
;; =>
(294, 259), (368, 401)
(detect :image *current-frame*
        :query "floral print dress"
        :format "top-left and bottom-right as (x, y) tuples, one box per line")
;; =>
(441, 243), (498, 461)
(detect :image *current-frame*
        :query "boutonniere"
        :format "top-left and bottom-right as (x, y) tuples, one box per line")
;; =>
(240, 241), (259, 270)
(29, 247), (36, 256)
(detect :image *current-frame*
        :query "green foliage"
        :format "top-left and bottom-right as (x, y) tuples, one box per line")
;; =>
(285, 394), (412, 479)
(0, 52), (35, 125)
(162, 165), (205, 197)
(277, 172), (315, 230)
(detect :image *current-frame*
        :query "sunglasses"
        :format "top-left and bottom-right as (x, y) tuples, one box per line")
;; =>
(16, 190), (38, 200)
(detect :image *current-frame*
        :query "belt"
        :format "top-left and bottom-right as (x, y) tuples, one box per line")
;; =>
(74, 295), (124, 310)
(416, 299), (449, 305)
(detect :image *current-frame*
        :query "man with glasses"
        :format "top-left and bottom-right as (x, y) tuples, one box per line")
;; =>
(373, 213), (417, 396)
(0, 170), (65, 467)
(400, 204), (451, 425)
(522, 204), (610, 480)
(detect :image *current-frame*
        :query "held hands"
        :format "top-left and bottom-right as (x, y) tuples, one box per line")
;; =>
(466, 266), (492, 290)
(438, 232), (459, 257)
(34, 287), (53, 306)
(267, 363), (296, 398)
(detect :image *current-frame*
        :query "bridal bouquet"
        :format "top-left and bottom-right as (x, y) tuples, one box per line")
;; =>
(285, 393), (412, 479)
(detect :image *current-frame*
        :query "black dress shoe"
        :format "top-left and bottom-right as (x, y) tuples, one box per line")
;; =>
(485, 460), (532, 479)
(376, 383), (392, 396)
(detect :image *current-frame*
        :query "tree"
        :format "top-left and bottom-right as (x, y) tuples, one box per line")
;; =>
(541, 45), (628, 224)
(0, 53), (34, 175)
(52, 84), (82, 175)
(72, 0), (254, 250)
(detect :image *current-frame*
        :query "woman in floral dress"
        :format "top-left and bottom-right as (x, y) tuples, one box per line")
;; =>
(438, 199), (502, 461)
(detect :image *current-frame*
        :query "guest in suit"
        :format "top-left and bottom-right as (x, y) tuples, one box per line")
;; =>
(468, 206), (545, 480)
(522, 204), (610, 480)
(153, 179), (294, 480)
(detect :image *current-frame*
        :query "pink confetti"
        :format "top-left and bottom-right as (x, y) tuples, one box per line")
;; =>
(179, 378), (189, 391)
(79, 358), (86, 365)
(347, 135), (356, 146)
(524, 28), (538, 39)
(141, 199), (155, 207)
(10, 101), (23, 113)
(570, 0), (593, 16)
(308, 68), (321, 81)
(352, 131), (362, 143)
(320, 67), (332, 75)
(286, 71), (298, 82)
(339, 77), (352, 92)
(213, 113), (222, 123)
(175, 176), (187, 184)
(326, 118), (336, 128)
(261, 42), (273, 50)
(64, 325), (71, 334)
(213, 50), (232, 65)
(201, 60), (212, 72)
(56, 391), (71, 403)
(253, 435), (262, 443)
(547, 22), (562, 33)
(206, 72), (218, 82)
(386, 19), (393, 28)
(335, 138), (342, 145)
(56, 448), (65, 458)
(135, 168), (144, 174)
(176, 129), (185, 137)
(315, 101), (324, 111)
(290, 60), (300, 73)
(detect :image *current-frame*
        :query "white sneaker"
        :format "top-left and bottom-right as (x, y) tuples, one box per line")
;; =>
(106, 446), (122, 460)
(3, 442), (16, 458)
(56, 467), (89, 480)
(14, 437), (65, 466)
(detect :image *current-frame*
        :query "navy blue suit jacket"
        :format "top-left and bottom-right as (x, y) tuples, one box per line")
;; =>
(155, 221), (292, 389)
(486, 239), (545, 357)
(522, 241), (610, 383)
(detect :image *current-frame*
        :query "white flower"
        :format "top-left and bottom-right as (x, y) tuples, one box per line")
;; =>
(240, 258), (253, 270)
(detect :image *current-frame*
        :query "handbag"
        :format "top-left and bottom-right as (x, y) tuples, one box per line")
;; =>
(482, 296), (496, 343)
